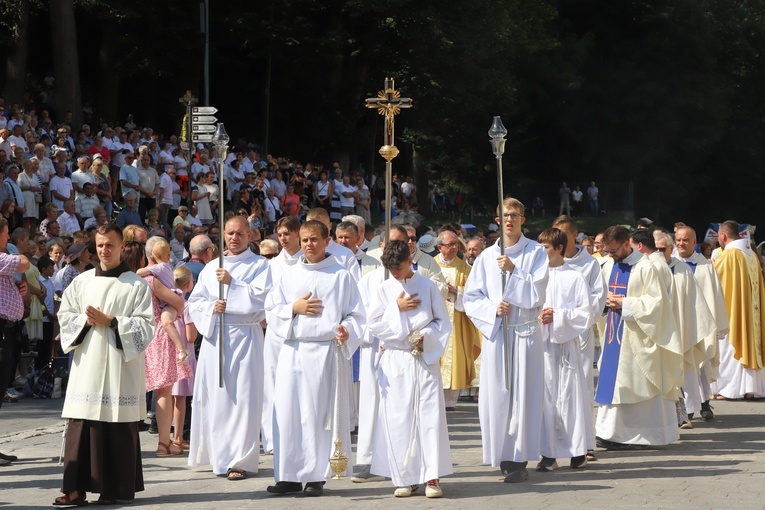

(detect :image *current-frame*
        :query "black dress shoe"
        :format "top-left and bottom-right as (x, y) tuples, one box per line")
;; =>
(266, 481), (303, 495)
(304, 481), (325, 497)
(0, 452), (18, 462)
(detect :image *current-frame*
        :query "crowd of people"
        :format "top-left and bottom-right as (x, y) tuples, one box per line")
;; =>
(0, 102), (762, 506)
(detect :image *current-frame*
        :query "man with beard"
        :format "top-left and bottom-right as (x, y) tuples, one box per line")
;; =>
(595, 226), (682, 449)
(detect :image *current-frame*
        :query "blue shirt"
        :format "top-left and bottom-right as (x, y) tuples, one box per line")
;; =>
(115, 207), (142, 228)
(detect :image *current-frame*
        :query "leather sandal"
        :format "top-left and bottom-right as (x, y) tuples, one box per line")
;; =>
(227, 468), (247, 481)
(53, 491), (88, 507)
(156, 441), (183, 456)
(173, 439), (190, 450)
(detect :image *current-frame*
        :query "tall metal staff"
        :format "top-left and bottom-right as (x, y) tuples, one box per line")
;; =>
(365, 78), (412, 247)
(212, 123), (229, 388)
(489, 117), (511, 392)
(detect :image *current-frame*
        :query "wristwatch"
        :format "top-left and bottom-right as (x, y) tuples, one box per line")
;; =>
(110, 317), (118, 329)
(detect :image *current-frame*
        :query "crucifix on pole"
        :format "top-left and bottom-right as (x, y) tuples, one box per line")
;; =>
(178, 90), (198, 177)
(365, 78), (412, 247)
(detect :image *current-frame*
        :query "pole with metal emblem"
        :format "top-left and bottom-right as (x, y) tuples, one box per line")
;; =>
(489, 117), (512, 393)
(212, 123), (229, 388)
(365, 78), (412, 252)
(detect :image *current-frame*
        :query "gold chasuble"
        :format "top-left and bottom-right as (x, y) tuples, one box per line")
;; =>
(435, 255), (482, 390)
(715, 246), (765, 369)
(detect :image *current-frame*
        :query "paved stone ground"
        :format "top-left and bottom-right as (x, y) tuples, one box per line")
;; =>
(1, 397), (764, 509)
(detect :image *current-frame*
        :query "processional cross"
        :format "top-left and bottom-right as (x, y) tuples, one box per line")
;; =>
(364, 78), (412, 243)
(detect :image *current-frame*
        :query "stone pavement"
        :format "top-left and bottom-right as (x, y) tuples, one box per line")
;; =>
(1, 397), (764, 509)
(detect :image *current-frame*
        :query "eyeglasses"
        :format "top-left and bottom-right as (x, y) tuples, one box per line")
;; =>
(502, 213), (523, 221)
(262, 253), (277, 259)
(603, 242), (626, 255)
(440, 242), (458, 248)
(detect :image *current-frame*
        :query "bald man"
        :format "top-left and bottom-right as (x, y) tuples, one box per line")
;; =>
(188, 216), (270, 480)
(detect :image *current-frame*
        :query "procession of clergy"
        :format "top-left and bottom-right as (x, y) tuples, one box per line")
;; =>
(55, 197), (765, 505)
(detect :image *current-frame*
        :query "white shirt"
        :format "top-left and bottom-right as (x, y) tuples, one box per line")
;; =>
(58, 211), (81, 235)
(49, 176), (74, 209)
(159, 173), (174, 206)
(338, 183), (357, 208)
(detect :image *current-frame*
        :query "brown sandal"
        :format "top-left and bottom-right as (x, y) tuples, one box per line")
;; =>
(227, 468), (247, 480)
(156, 441), (183, 456)
(53, 492), (88, 507)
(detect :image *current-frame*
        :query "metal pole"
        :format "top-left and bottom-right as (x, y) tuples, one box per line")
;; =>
(204, 0), (210, 106)
(217, 153), (224, 388)
(489, 116), (511, 391)
(213, 122), (229, 388)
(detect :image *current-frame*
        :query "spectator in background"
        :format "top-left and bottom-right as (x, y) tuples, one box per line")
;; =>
(531, 196), (545, 218)
(558, 181), (571, 216)
(0, 217), (29, 446)
(90, 156), (112, 218)
(587, 181), (599, 217)
(116, 194), (142, 228)
(571, 185), (583, 217)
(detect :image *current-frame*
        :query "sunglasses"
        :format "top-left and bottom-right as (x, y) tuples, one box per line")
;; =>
(262, 253), (277, 259)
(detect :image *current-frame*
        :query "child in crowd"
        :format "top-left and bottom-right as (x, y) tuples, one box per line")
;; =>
(368, 240), (453, 498)
(136, 238), (188, 365)
(37, 255), (57, 369)
(171, 265), (197, 448)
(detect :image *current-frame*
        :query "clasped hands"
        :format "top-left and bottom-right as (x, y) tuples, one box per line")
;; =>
(85, 306), (113, 327)
(606, 292), (623, 310)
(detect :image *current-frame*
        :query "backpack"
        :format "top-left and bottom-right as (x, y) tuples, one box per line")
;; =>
(32, 369), (55, 399)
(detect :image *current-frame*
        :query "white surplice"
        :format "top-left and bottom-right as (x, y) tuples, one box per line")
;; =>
(187, 249), (270, 475)
(680, 252), (729, 412)
(463, 236), (549, 465)
(540, 266), (593, 459)
(261, 248), (302, 454)
(328, 239), (362, 281)
(355, 266), (386, 466)
(59, 265), (155, 422)
(367, 272), (453, 486)
(563, 246), (606, 450)
(667, 257), (716, 413)
(266, 254), (366, 482)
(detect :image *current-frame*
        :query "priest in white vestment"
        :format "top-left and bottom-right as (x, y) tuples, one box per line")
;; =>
(463, 198), (548, 483)
(713, 221), (765, 399)
(675, 226), (729, 419)
(368, 240), (452, 498)
(536, 228), (594, 471)
(57, 224), (155, 505)
(595, 226), (682, 448)
(654, 232), (716, 427)
(188, 216), (270, 480)
(265, 220), (366, 497)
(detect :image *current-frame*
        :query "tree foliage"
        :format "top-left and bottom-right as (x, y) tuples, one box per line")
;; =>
(2, 0), (765, 228)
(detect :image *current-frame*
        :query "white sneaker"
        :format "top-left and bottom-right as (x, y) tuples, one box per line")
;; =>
(394, 485), (419, 497)
(6, 388), (22, 399)
(425, 479), (443, 498)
